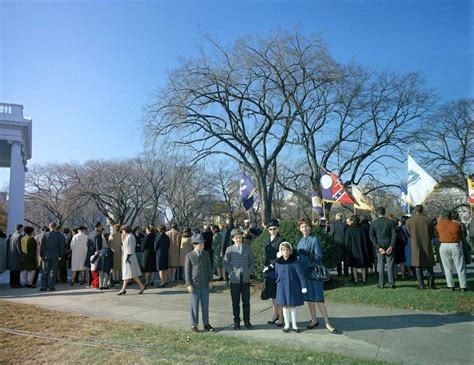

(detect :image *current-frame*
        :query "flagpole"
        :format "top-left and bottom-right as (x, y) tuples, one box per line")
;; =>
(322, 200), (326, 219)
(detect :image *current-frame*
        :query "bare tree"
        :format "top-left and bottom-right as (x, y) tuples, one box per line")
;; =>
(211, 164), (240, 216)
(25, 163), (90, 227)
(145, 31), (339, 222)
(413, 98), (474, 191)
(75, 159), (148, 226)
(161, 158), (213, 228)
(279, 65), (433, 205)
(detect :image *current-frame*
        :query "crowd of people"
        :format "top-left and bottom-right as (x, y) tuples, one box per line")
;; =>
(326, 205), (471, 292)
(0, 203), (471, 334)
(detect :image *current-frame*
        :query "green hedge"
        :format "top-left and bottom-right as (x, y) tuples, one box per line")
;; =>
(251, 220), (340, 281)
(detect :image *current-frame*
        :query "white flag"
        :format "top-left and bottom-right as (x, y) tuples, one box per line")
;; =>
(406, 155), (437, 206)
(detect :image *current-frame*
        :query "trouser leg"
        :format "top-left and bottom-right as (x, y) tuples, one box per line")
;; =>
(41, 260), (50, 289)
(190, 290), (199, 326)
(49, 260), (59, 289)
(426, 266), (435, 288)
(201, 287), (210, 326)
(230, 283), (241, 323)
(452, 244), (467, 288)
(386, 254), (395, 285)
(377, 252), (385, 286)
(415, 267), (424, 287)
(440, 245), (455, 288)
(242, 280), (251, 323)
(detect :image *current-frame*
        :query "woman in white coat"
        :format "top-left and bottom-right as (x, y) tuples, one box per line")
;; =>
(70, 226), (89, 285)
(118, 226), (145, 295)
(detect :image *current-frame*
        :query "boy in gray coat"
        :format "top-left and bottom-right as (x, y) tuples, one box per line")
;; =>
(185, 233), (214, 333)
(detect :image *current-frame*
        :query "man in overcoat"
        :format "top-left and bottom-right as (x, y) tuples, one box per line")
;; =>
(8, 224), (23, 288)
(330, 213), (349, 277)
(406, 205), (436, 289)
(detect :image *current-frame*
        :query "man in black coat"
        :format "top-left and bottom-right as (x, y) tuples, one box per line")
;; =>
(201, 224), (214, 267)
(40, 223), (66, 291)
(370, 207), (396, 288)
(330, 213), (349, 277)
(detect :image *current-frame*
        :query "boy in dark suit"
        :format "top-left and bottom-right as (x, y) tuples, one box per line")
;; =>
(185, 233), (214, 333)
(224, 228), (255, 330)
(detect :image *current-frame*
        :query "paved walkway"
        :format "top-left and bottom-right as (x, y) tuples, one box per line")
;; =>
(0, 276), (472, 365)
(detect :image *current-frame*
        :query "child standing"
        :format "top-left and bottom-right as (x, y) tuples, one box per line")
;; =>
(275, 242), (307, 333)
(185, 233), (215, 332)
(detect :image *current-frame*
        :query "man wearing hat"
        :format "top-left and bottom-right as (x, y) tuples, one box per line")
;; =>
(224, 228), (255, 330)
(185, 233), (215, 333)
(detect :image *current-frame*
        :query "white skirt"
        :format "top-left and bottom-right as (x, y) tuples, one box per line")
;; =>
(122, 253), (142, 280)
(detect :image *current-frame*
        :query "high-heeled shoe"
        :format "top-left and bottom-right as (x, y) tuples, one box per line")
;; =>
(267, 316), (279, 325)
(306, 320), (319, 329)
(117, 290), (126, 296)
(326, 324), (337, 333)
(138, 287), (145, 295)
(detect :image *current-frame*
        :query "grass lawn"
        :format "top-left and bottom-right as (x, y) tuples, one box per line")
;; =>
(324, 273), (474, 314)
(0, 300), (393, 365)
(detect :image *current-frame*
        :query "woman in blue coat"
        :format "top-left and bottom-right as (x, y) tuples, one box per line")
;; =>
(275, 242), (307, 333)
(297, 217), (337, 333)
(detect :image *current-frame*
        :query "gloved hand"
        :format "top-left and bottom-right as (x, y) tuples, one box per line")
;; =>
(276, 251), (282, 258)
(301, 288), (308, 294)
(126, 254), (131, 263)
(263, 266), (269, 273)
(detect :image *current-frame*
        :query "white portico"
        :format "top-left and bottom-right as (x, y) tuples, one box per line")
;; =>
(0, 103), (32, 234)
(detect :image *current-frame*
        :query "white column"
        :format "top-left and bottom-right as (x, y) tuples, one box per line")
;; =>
(7, 141), (26, 234)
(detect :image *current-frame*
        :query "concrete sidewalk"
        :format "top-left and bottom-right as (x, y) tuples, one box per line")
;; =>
(0, 280), (472, 365)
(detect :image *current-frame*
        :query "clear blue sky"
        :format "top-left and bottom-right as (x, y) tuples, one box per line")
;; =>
(0, 0), (472, 188)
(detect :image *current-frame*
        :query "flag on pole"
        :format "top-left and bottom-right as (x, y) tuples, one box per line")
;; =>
(311, 191), (323, 214)
(468, 176), (474, 206)
(351, 185), (374, 211)
(240, 173), (256, 210)
(399, 185), (410, 214)
(320, 167), (356, 205)
(406, 155), (437, 206)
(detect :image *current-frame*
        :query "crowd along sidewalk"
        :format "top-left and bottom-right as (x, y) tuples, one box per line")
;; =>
(0, 277), (472, 365)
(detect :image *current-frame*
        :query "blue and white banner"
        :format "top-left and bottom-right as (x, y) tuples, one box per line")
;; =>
(399, 184), (410, 214)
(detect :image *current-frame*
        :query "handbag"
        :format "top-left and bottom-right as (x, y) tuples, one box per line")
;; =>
(308, 264), (331, 282)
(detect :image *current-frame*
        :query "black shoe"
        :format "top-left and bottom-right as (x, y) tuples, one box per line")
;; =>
(461, 288), (468, 292)
(276, 322), (284, 327)
(70, 282), (74, 286)
(449, 287), (455, 291)
(117, 290), (126, 295)
(48, 287), (56, 291)
(233, 322), (241, 330)
(39, 288), (47, 292)
(158, 283), (167, 288)
(244, 322), (253, 329)
(267, 317), (279, 324)
(377, 285), (384, 289)
(191, 326), (198, 333)
(204, 324), (215, 332)
(389, 285), (396, 289)
(417, 286), (425, 290)
(306, 320), (319, 329)
(430, 286), (438, 290)
(294, 328), (301, 333)
(283, 328), (290, 333)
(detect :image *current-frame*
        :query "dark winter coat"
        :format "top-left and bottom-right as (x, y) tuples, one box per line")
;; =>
(96, 248), (114, 273)
(345, 224), (371, 268)
(264, 234), (285, 267)
(202, 230), (214, 260)
(330, 220), (348, 261)
(275, 254), (306, 307)
(154, 232), (170, 271)
(220, 223), (235, 256)
(370, 217), (396, 250)
(142, 232), (157, 272)
(394, 226), (407, 264)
